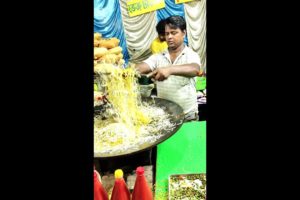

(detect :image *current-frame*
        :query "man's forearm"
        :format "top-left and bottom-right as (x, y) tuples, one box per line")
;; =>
(168, 63), (200, 77)
(134, 62), (152, 74)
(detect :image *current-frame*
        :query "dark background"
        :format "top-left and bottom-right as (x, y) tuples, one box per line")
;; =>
(1, 0), (295, 199)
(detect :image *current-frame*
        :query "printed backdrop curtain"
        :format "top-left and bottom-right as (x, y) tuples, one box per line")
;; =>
(94, 0), (206, 71)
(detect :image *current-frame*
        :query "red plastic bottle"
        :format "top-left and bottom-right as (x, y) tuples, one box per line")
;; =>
(132, 166), (153, 200)
(94, 169), (109, 200)
(110, 169), (130, 200)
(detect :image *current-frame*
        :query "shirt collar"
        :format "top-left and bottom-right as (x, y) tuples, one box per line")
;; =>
(162, 45), (188, 57)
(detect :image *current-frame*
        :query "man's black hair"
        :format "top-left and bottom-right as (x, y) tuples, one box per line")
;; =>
(156, 19), (166, 35)
(165, 15), (186, 32)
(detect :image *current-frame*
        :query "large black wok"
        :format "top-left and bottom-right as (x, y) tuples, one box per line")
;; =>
(94, 97), (184, 158)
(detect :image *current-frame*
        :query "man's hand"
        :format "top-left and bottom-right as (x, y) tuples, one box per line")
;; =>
(149, 67), (171, 81)
(147, 63), (200, 81)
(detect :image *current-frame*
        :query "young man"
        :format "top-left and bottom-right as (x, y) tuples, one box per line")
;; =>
(150, 19), (168, 54)
(136, 16), (202, 121)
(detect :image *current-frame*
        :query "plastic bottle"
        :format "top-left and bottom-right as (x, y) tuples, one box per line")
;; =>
(94, 169), (109, 200)
(110, 169), (130, 200)
(132, 166), (153, 200)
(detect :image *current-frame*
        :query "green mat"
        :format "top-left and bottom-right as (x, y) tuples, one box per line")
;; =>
(155, 121), (206, 200)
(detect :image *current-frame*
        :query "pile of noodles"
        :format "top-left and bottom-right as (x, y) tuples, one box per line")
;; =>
(94, 64), (176, 154)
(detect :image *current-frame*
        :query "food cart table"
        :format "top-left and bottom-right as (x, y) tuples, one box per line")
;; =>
(155, 121), (206, 199)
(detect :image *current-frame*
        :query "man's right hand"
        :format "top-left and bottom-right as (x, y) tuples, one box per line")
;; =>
(149, 68), (171, 81)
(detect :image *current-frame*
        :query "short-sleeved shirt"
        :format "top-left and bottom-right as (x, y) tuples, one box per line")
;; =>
(144, 46), (201, 115)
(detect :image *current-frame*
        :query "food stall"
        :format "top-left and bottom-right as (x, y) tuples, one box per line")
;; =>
(94, 0), (206, 199)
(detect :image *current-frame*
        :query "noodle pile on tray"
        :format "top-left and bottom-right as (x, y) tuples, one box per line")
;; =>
(94, 63), (176, 155)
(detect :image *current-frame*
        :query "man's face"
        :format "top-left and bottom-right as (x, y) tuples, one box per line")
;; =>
(165, 24), (186, 50)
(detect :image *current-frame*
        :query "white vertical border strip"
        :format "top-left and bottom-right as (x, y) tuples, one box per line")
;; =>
(119, 0), (158, 63)
(184, 0), (206, 72)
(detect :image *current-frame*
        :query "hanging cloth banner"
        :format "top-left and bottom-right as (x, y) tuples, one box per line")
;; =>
(175, 0), (195, 4)
(127, 0), (165, 17)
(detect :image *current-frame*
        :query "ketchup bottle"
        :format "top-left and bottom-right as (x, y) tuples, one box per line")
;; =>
(94, 168), (108, 200)
(132, 166), (153, 200)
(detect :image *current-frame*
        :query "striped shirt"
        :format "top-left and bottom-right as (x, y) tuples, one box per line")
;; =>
(144, 46), (201, 116)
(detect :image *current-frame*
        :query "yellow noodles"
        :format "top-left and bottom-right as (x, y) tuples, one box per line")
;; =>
(94, 63), (175, 155)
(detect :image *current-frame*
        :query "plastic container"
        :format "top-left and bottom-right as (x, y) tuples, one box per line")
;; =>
(132, 166), (153, 200)
(110, 169), (130, 200)
(169, 173), (206, 200)
(139, 84), (155, 97)
(94, 169), (109, 200)
(196, 77), (206, 91)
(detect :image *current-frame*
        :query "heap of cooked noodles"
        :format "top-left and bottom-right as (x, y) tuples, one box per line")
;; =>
(94, 63), (176, 155)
